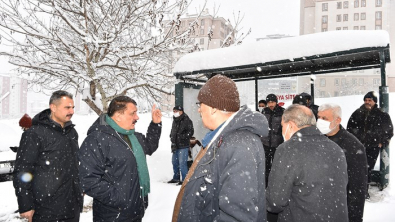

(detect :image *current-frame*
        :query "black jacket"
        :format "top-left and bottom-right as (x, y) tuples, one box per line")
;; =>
(347, 104), (393, 147)
(266, 126), (348, 222)
(13, 109), (83, 221)
(328, 125), (368, 222)
(78, 115), (161, 222)
(261, 105), (284, 148)
(170, 113), (194, 150)
(176, 106), (269, 221)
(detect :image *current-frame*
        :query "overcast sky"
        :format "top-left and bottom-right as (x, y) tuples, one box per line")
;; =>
(188, 0), (301, 42)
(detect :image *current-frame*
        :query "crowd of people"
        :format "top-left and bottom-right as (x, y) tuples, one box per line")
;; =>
(12, 74), (393, 222)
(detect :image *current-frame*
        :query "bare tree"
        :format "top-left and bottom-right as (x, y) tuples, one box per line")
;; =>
(0, 0), (199, 115)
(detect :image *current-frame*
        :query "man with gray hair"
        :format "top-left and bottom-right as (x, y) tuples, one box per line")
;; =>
(14, 90), (83, 222)
(317, 103), (367, 222)
(266, 104), (348, 222)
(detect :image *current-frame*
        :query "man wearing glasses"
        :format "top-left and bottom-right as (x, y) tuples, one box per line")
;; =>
(172, 74), (269, 222)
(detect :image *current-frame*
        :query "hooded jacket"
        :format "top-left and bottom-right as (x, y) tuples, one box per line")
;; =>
(261, 105), (284, 148)
(266, 126), (349, 222)
(175, 106), (269, 221)
(78, 115), (161, 222)
(328, 125), (368, 222)
(13, 109), (83, 221)
(347, 104), (393, 147)
(170, 112), (194, 149)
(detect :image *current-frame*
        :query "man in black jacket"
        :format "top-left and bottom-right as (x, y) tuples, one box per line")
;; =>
(78, 96), (162, 222)
(261, 94), (284, 187)
(317, 103), (368, 222)
(267, 104), (348, 222)
(347, 91), (393, 194)
(168, 106), (194, 185)
(13, 90), (83, 222)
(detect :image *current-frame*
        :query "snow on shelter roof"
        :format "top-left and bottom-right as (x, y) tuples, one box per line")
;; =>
(173, 30), (391, 82)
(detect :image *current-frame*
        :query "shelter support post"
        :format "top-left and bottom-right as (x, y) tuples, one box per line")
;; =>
(310, 76), (315, 102)
(377, 50), (390, 190)
(175, 82), (184, 107)
(255, 78), (258, 111)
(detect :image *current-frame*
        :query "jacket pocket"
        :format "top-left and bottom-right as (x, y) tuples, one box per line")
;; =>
(192, 171), (215, 217)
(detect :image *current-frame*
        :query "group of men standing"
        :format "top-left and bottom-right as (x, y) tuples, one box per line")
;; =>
(12, 75), (393, 222)
(14, 91), (162, 221)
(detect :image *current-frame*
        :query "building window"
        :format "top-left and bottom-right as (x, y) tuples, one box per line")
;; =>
(334, 91), (339, 97)
(361, 0), (366, 7)
(335, 78), (340, 86)
(352, 78), (358, 85)
(336, 27), (342, 30)
(361, 12), (366, 20)
(341, 78), (346, 86)
(337, 2), (342, 9)
(322, 3), (328, 11)
(376, 0), (382, 7)
(343, 14), (348, 21)
(360, 26), (366, 30)
(322, 28), (328, 32)
(320, 91), (326, 97)
(354, 13), (359, 21)
(322, 15), (328, 24)
(373, 78), (380, 86)
(354, 0), (359, 7)
(337, 14), (342, 22)
(320, 78), (326, 87)
(344, 1), (349, 8)
(200, 28), (204, 35)
(375, 25), (382, 30)
(201, 19), (205, 26)
(354, 26), (359, 30)
(220, 31), (225, 38)
(376, 11), (382, 20)
(359, 78), (364, 86)
(200, 38), (204, 45)
(343, 27), (348, 30)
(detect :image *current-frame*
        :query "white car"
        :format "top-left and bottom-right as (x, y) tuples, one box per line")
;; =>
(0, 122), (21, 182)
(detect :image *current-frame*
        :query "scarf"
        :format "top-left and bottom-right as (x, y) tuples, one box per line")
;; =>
(105, 115), (150, 197)
(201, 122), (225, 148)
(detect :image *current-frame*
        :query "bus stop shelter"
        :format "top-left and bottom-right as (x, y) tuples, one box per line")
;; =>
(173, 30), (391, 189)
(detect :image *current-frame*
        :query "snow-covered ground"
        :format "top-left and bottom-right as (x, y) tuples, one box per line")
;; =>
(0, 94), (394, 221)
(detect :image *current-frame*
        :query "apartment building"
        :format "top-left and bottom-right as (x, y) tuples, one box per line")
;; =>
(162, 9), (236, 112)
(300, 0), (395, 97)
(0, 75), (28, 119)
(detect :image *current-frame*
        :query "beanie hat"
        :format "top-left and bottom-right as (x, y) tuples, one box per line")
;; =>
(266, 94), (278, 103)
(197, 74), (240, 112)
(173, 106), (183, 112)
(364, 91), (378, 103)
(292, 94), (308, 106)
(19, 114), (32, 128)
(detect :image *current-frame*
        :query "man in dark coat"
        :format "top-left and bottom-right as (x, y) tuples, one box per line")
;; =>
(267, 104), (349, 222)
(168, 106), (194, 185)
(172, 74), (268, 222)
(13, 90), (83, 222)
(347, 91), (393, 190)
(317, 103), (368, 222)
(261, 94), (284, 187)
(78, 96), (162, 222)
(297, 92), (319, 119)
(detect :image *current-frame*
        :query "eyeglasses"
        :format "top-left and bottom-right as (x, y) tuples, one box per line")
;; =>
(196, 102), (202, 108)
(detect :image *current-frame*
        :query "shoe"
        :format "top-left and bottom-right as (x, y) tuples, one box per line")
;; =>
(177, 181), (183, 186)
(167, 179), (180, 184)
